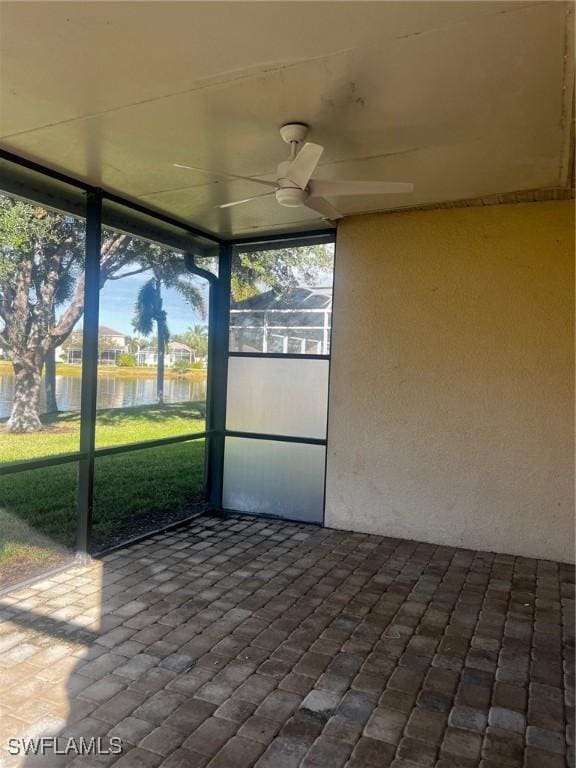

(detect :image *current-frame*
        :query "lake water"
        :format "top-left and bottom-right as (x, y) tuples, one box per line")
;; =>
(0, 372), (207, 419)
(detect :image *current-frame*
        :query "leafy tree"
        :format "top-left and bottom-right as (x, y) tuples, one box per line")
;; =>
(126, 335), (148, 356)
(1, 198), (87, 432)
(0, 195), (202, 431)
(231, 245), (333, 301)
(173, 324), (209, 360)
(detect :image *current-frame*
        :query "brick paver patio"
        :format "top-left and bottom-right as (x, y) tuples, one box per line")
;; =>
(0, 513), (573, 767)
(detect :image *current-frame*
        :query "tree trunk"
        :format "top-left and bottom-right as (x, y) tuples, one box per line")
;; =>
(157, 323), (165, 404)
(156, 279), (165, 404)
(44, 347), (58, 415)
(6, 364), (43, 433)
(44, 306), (58, 414)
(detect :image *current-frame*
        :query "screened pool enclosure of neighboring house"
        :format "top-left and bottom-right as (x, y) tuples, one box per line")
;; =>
(230, 286), (332, 355)
(135, 342), (196, 367)
(0, 150), (335, 586)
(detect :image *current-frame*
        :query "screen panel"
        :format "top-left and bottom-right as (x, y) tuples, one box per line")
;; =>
(0, 463), (77, 588)
(94, 226), (209, 450)
(222, 438), (325, 523)
(226, 357), (329, 439)
(229, 243), (334, 355)
(91, 439), (205, 552)
(0, 189), (85, 464)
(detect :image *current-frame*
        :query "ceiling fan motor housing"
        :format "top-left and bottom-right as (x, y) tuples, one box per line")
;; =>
(275, 159), (308, 206)
(275, 187), (308, 207)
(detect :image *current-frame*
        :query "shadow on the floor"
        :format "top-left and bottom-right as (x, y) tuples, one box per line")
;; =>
(0, 513), (571, 768)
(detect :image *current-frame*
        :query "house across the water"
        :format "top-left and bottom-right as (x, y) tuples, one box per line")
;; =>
(136, 341), (194, 366)
(58, 326), (128, 364)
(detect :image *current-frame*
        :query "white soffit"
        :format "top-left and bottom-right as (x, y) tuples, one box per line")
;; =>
(0, 1), (573, 237)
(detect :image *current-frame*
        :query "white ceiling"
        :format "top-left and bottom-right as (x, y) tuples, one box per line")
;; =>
(0, 1), (573, 237)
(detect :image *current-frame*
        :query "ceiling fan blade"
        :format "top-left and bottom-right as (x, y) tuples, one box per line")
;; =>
(309, 179), (414, 197)
(305, 197), (343, 221)
(174, 163), (277, 188)
(285, 143), (324, 188)
(217, 191), (276, 209)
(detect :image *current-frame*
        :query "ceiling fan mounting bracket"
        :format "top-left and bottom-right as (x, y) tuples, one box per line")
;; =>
(280, 123), (309, 146)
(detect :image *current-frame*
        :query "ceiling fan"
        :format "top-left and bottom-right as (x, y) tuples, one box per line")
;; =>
(174, 123), (414, 221)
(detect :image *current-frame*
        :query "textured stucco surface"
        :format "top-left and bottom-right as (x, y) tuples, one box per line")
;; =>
(325, 201), (575, 563)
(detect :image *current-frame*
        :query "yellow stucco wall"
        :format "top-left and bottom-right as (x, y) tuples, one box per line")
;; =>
(326, 200), (575, 563)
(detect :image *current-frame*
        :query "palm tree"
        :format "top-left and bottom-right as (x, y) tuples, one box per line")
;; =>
(184, 324), (208, 361)
(132, 276), (169, 403)
(132, 263), (205, 403)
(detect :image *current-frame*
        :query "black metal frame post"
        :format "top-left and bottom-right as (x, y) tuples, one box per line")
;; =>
(205, 244), (232, 507)
(76, 190), (103, 554)
(183, 252), (216, 495)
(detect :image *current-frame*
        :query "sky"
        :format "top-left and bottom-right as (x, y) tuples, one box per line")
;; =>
(94, 269), (209, 337)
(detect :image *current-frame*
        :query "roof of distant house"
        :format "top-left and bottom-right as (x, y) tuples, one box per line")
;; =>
(138, 341), (192, 353)
(98, 325), (126, 337)
(230, 287), (332, 311)
(70, 325), (126, 337)
(168, 342), (192, 351)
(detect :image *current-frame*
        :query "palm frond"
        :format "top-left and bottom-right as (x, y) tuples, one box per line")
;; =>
(174, 277), (206, 318)
(132, 278), (158, 336)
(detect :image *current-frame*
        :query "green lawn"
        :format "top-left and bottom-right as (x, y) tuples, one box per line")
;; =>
(0, 402), (206, 584)
(0, 401), (206, 464)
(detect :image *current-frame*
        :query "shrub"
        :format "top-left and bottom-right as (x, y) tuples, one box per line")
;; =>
(172, 360), (191, 374)
(116, 353), (137, 367)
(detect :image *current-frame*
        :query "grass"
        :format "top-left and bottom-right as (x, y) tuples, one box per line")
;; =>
(92, 439), (205, 542)
(0, 401), (206, 584)
(0, 510), (70, 586)
(0, 401), (206, 464)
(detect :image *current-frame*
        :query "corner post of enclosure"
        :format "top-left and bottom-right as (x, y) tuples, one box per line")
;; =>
(76, 189), (103, 554)
(205, 244), (232, 508)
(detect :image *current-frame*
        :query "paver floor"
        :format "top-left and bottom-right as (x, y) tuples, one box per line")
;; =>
(0, 513), (573, 768)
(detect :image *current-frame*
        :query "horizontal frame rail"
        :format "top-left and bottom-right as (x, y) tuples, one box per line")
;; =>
(228, 351), (329, 361)
(0, 431), (210, 476)
(225, 430), (326, 446)
(0, 452), (87, 476)
(93, 431), (209, 458)
(91, 508), (206, 558)
(232, 231), (335, 248)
